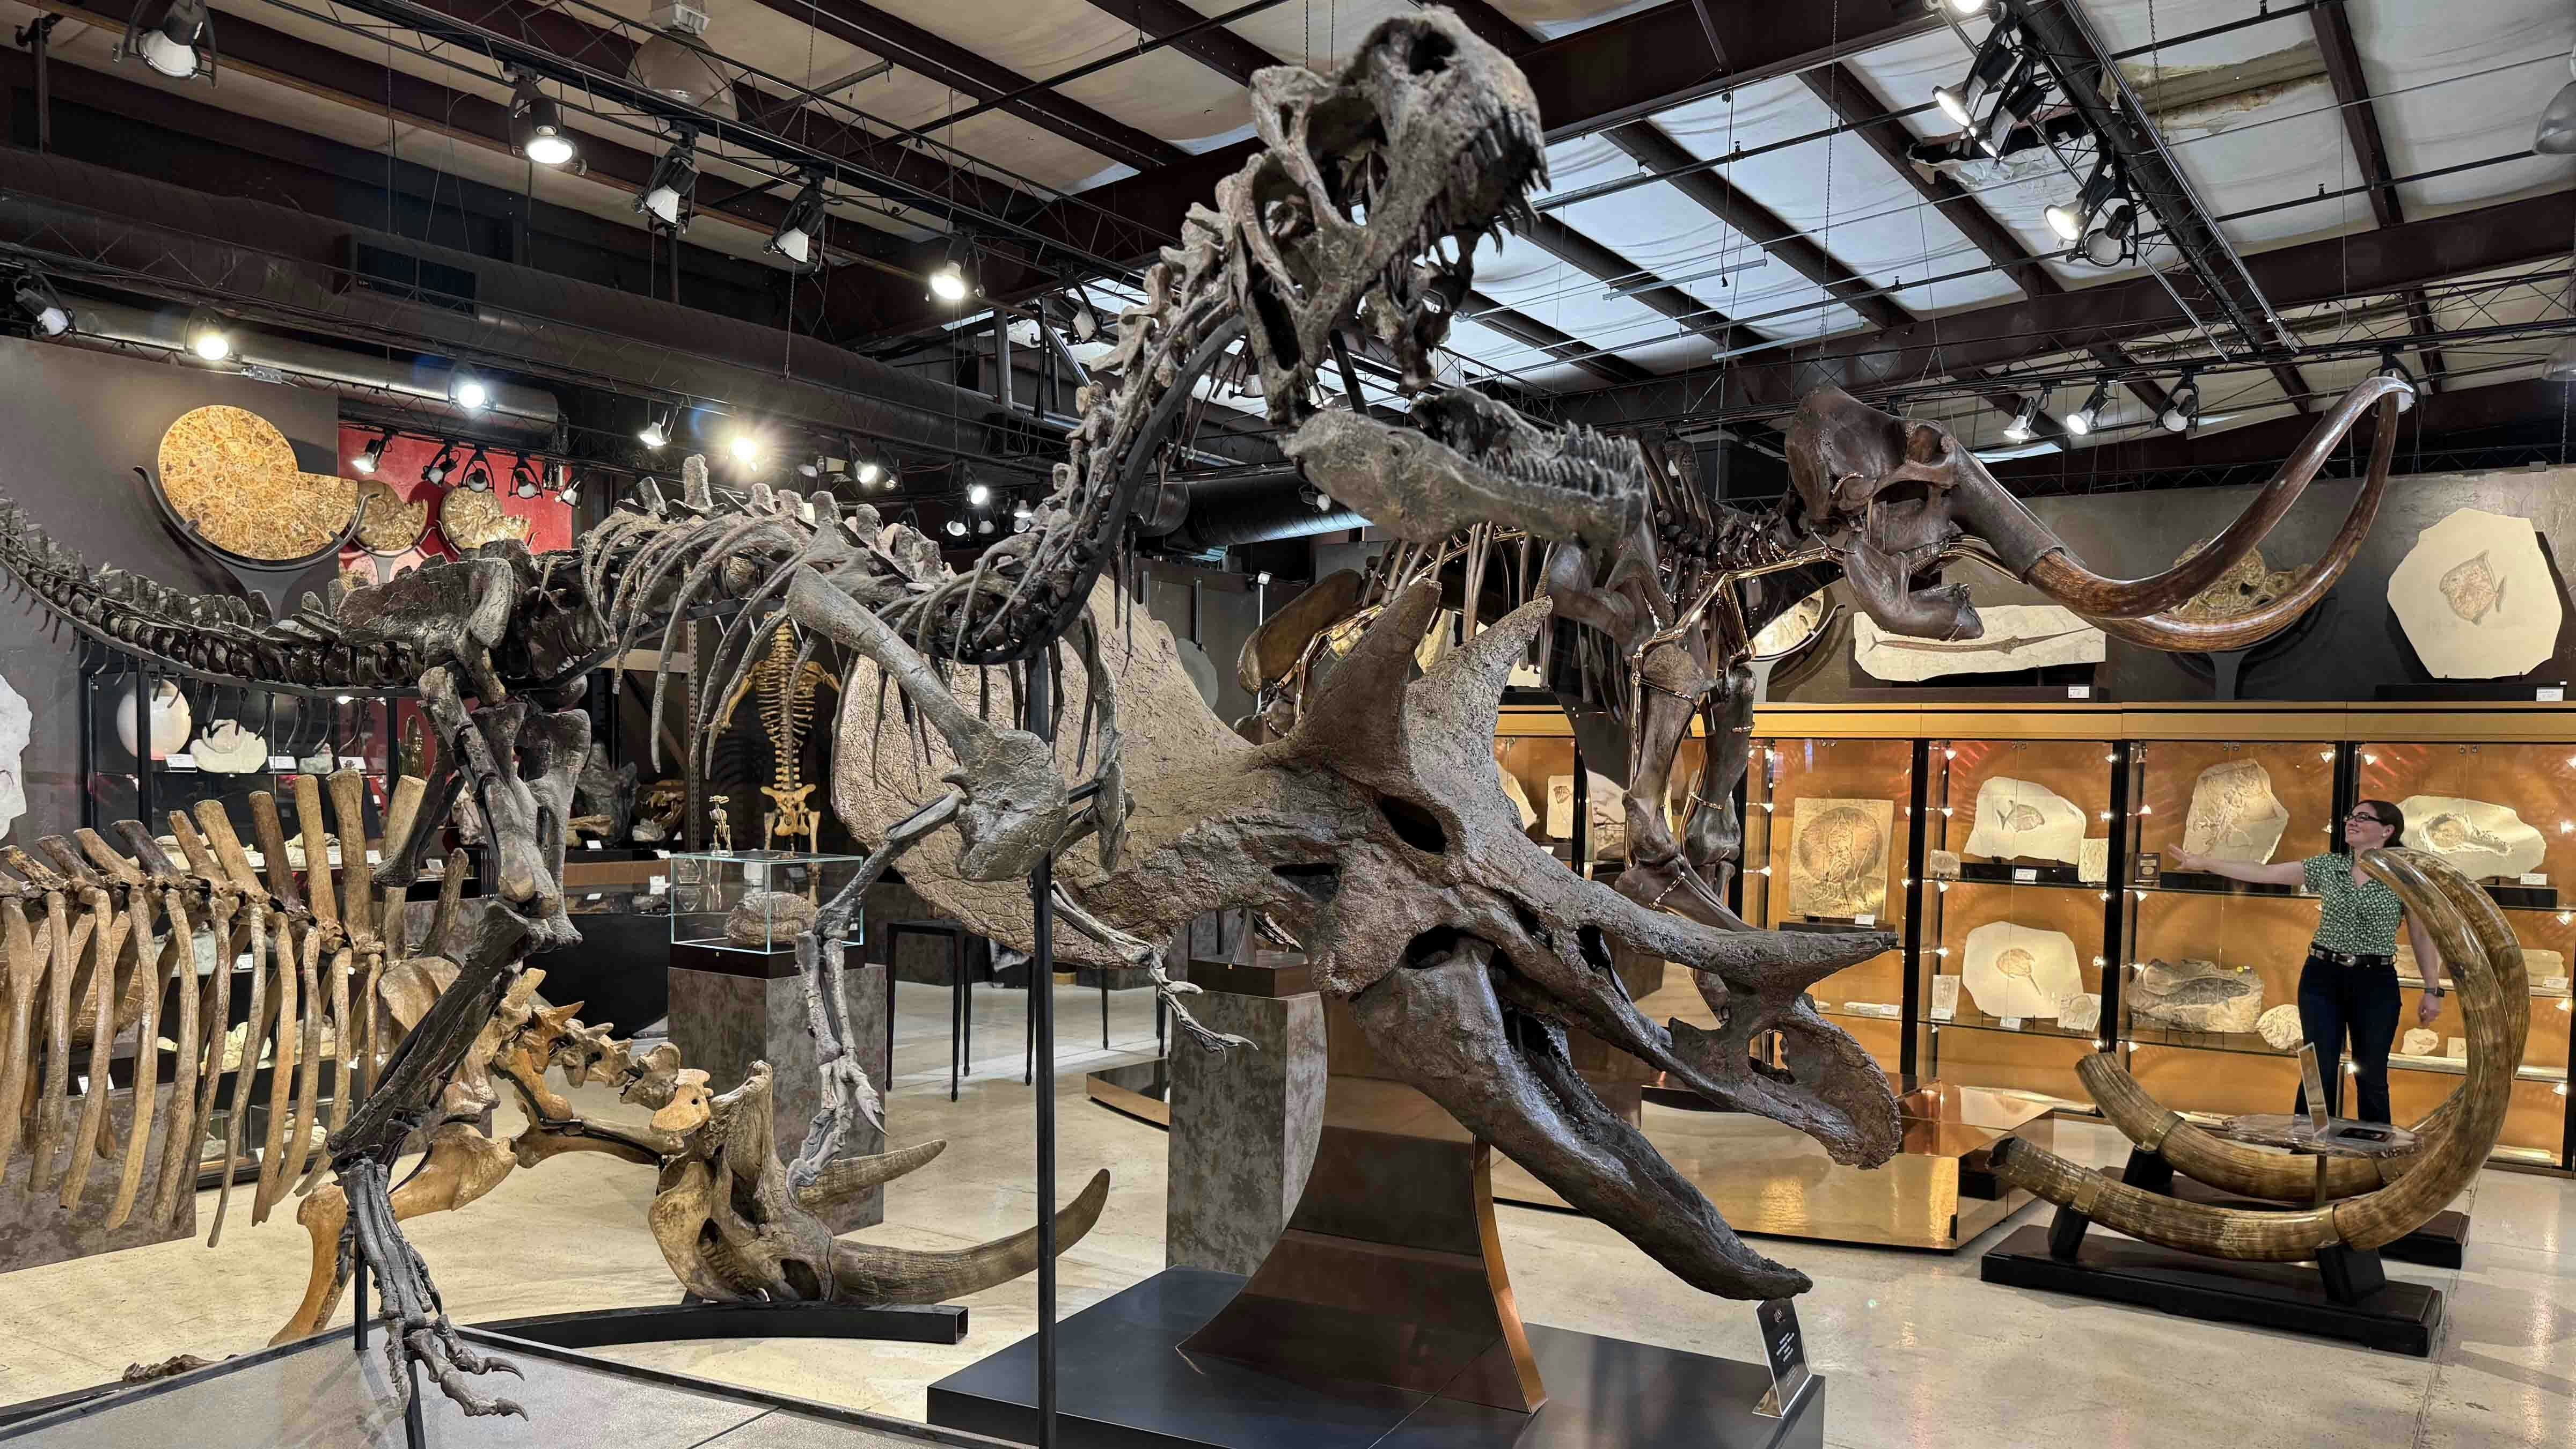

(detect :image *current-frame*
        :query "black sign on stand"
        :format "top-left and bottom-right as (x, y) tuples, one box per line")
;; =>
(1752, 1298), (1813, 1419)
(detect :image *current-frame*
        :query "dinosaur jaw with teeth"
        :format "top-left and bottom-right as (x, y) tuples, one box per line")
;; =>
(1283, 387), (1645, 551)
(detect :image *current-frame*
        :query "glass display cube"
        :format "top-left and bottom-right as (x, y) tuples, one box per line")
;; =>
(665, 850), (869, 953)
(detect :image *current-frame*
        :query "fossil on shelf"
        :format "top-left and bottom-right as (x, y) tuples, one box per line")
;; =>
(1784, 797), (1893, 918)
(1962, 775), (2087, 865)
(189, 720), (269, 774)
(1853, 603), (2104, 681)
(2396, 794), (2546, 879)
(2128, 957), (2266, 1034)
(1960, 921), (2082, 1020)
(2387, 508), (2562, 678)
(2180, 758), (2292, 864)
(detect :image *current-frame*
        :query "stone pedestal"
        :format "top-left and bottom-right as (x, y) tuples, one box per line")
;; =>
(1165, 956), (1325, 1277)
(669, 943), (888, 1233)
(2, 1082), (195, 1274)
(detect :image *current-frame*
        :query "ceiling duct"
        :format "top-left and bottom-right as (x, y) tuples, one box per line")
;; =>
(631, 0), (738, 122)
(1145, 465), (1368, 552)
(0, 152), (1044, 465)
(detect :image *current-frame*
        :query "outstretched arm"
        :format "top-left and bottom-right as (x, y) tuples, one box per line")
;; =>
(2165, 848), (2306, 887)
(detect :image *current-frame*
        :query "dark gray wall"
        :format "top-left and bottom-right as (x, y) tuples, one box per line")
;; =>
(1142, 565), (1263, 728)
(0, 340), (340, 839)
(1773, 464), (2576, 702)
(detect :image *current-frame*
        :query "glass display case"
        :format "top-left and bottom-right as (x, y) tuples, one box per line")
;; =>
(1740, 735), (1915, 1074)
(2119, 736), (2337, 1123)
(1916, 737), (2119, 1110)
(2355, 741), (2575, 1165)
(667, 850), (869, 953)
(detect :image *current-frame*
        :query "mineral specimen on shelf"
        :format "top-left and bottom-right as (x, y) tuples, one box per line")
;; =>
(2387, 507), (2562, 678)
(1853, 603), (2104, 681)
(2130, 957), (2265, 1034)
(1930, 974), (1961, 1019)
(191, 719), (268, 774)
(2079, 837), (2108, 884)
(2399, 1027), (2441, 1057)
(2182, 758), (2291, 863)
(1927, 848), (1961, 880)
(1962, 921), (2082, 1019)
(725, 889), (818, 947)
(2257, 1004), (2304, 1051)
(1962, 775), (2086, 864)
(354, 479), (430, 555)
(2396, 794), (2546, 880)
(438, 488), (532, 552)
(1785, 796), (1893, 918)
(114, 679), (192, 760)
(1545, 772), (1628, 858)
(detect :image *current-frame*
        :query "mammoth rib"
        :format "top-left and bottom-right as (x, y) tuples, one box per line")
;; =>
(2073, 392), (2401, 652)
(2073, 1051), (2454, 1202)
(828, 1167), (1109, 1304)
(1963, 377), (2409, 618)
(1990, 846), (2519, 1260)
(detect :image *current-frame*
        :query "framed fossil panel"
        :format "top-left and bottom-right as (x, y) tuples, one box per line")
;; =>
(1785, 796), (1893, 918)
(1854, 603), (2104, 681)
(2387, 507), (2562, 678)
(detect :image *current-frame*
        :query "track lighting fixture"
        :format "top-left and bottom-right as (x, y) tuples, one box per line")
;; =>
(927, 233), (973, 304)
(1933, 24), (2017, 130)
(2046, 156), (2121, 245)
(10, 273), (70, 336)
(122, 0), (211, 82)
(422, 442), (456, 487)
(1301, 483), (1334, 511)
(2076, 196), (2138, 267)
(977, 518), (995, 535)
(450, 369), (492, 411)
(508, 70), (576, 167)
(638, 412), (670, 449)
(2537, 42), (2576, 154)
(2376, 350), (2418, 412)
(510, 459), (543, 499)
(2066, 377), (2113, 437)
(966, 482), (990, 507)
(2003, 393), (2041, 443)
(769, 172), (829, 267)
(1979, 60), (2044, 157)
(353, 433), (389, 474)
(639, 128), (698, 231)
(728, 432), (761, 467)
(2158, 375), (2200, 434)
(855, 460), (883, 487)
(462, 447), (493, 492)
(1942, 0), (1994, 13)
(181, 306), (234, 362)
(944, 517), (967, 538)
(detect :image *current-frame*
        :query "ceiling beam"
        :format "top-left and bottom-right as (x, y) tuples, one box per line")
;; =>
(1802, 62), (2171, 421)
(2310, 0), (2449, 392)
(1077, 0), (1279, 87)
(1541, 189), (2575, 427)
(738, 0), (1181, 174)
(1517, 211), (1766, 356)
(1411, 0), (1538, 57)
(1516, 0), (1937, 142)
(1461, 297), (1655, 387)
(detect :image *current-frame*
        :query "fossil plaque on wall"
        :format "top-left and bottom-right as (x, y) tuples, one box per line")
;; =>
(2180, 758), (2292, 864)
(1962, 775), (2087, 865)
(2387, 507), (2562, 678)
(1785, 796), (1893, 919)
(1853, 604), (2104, 682)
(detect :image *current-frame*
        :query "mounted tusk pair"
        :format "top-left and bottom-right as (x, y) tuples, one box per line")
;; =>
(1991, 846), (2524, 1260)
(2072, 1051), (2457, 1203)
(1953, 377), (2409, 646)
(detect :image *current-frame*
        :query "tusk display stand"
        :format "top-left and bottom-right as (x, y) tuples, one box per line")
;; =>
(930, 990), (1826, 1448)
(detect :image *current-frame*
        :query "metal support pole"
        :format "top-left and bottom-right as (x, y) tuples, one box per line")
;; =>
(1024, 653), (1058, 1449)
(352, 1256), (369, 1351)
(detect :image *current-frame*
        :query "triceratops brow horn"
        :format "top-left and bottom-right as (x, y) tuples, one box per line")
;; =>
(1947, 374), (2412, 619)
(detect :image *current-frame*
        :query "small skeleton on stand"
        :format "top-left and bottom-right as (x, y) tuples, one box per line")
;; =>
(708, 794), (734, 855)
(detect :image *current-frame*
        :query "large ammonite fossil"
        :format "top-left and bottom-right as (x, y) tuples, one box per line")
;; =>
(2172, 537), (2299, 626)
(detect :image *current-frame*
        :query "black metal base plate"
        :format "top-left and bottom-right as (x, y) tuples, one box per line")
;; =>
(1980, 1225), (2442, 1355)
(2160, 1177), (2470, 1269)
(472, 1300), (968, 1350)
(926, 1268), (1823, 1449)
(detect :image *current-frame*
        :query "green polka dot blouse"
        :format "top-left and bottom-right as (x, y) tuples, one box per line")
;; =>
(2303, 854), (2405, 955)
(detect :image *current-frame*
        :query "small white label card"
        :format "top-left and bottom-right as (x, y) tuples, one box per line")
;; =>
(1999, 1016), (2023, 1032)
(648, 875), (668, 895)
(2067, 685), (2092, 699)
(2012, 867), (2038, 883)
(1853, 913), (1875, 927)
(268, 755), (297, 771)
(165, 754), (196, 770)
(2520, 873), (2549, 886)
(2538, 685), (2565, 702)
(584, 839), (602, 850)
(339, 755), (368, 771)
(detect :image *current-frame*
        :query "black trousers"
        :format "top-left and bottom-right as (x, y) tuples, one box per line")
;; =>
(2292, 947), (2402, 1124)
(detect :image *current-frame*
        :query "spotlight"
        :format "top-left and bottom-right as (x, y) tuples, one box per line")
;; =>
(2376, 350), (2418, 412)
(797, 457), (822, 479)
(944, 517), (967, 538)
(1933, 24), (2017, 131)
(2003, 393), (2041, 443)
(1943, 0), (1991, 12)
(450, 370), (491, 411)
(462, 448), (493, 492)
(728, 433), (762, 467)
(638, 129), (698, 231)
(638, 412), (670, 449)
(1979, 61), (2044, 156)
(2077, 199), (2137, 267)
(1255, 571), (1273, 587)
(2158, 375), (2201, 434)
(184, 306), (231, 361)
(2066, 377), (2113, 437)
(1012, 498), (1033, 519)
(123, 0), (210, 82)
(966, 482), (990, 507)
(928, 261), (970, 304)
(2047, 156), (2121, 245)
(855, 460), (883, 486)
(10, 273), (70, 336)
(510, 460), (543, 499)
(769, 172), (829, 268)
(353, 433), (389, 474)
(507, 70), (576, 167)
(977, 518), (995, 535)
(422, 443), (456, 486)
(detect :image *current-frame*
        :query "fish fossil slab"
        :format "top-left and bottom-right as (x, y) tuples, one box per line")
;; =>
(2131, 957), (2266, 1034)
(2387, 507), (2562, 679)
(1962, 775), (2087, 865)
(1854, 604), (2105, 682)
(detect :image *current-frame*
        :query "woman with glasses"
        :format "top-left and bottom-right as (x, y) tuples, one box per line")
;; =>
(2165, 800), (2445, 1123)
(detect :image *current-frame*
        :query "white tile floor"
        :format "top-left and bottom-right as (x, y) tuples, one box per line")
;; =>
(2, 980), (2570, 1449)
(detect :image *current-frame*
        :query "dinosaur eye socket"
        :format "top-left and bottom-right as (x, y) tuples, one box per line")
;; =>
(1404, 27), (1455, 75)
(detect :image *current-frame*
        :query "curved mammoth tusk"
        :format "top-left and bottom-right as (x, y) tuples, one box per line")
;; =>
(1953, 377), (2411, 619)
(1990, 846), (2520, 1260)
(829, 1168), (1110, 1304)
(2071, 1051), (2457, 1203)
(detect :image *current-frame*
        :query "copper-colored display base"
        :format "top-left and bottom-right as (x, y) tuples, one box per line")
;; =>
(1181, 1007), (1547, 1414)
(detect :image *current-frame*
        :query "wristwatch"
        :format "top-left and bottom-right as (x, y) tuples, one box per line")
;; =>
(2423, 984), (2447, 998)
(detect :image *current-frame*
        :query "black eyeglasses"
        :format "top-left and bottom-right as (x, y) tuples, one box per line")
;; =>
(2344, 811), (2391, 827)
